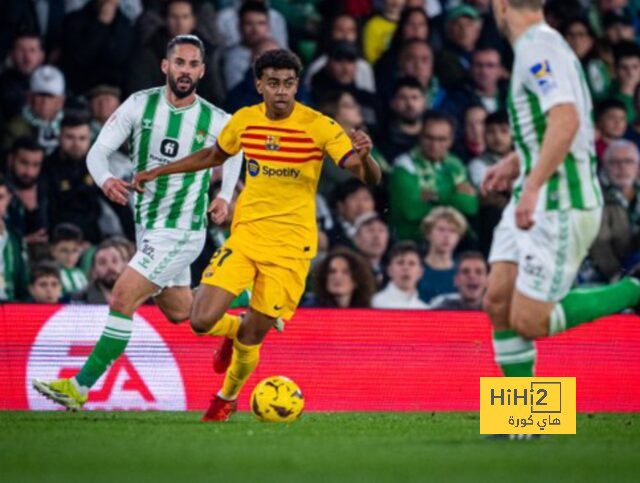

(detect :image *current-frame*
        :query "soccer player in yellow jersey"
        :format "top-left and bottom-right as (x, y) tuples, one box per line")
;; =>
(134, 49), (381, 421)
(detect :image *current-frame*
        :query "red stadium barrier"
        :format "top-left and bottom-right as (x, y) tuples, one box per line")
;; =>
(0, 304), (638, 412)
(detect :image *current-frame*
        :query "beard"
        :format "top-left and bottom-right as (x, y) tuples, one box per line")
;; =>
(11, 172), (38, 189)
(398, 111), (421, 124)
(99, 272), (119, 290)
(168, 73), (199, 99)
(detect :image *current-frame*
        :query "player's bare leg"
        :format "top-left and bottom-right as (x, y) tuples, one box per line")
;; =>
(202, 308), (274, 422)
(154, 286), (193, 323)
(33, 267), (164, 409)
(509, 291), (554, 339)
(483, 262), (517, 332)
(189, 283), (237, 334)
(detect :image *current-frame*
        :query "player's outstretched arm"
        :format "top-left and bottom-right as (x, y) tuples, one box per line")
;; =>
(133, 145), (228, 192)
(343, 129), (382, 185)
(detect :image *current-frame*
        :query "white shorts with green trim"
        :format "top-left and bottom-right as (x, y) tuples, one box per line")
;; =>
(488, 202), (602, 303)
(129, 226), (206, 288)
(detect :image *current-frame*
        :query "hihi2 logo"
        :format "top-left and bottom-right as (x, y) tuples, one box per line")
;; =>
(480, 377), (576, 434)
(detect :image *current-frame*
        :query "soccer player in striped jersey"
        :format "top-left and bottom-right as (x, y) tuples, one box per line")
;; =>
(32, 35), (243, 410)
(134, 49), (381, 421)
(483, 0), (640, 382)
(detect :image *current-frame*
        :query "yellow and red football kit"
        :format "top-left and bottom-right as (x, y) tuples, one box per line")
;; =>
(201, 102), (355, 319)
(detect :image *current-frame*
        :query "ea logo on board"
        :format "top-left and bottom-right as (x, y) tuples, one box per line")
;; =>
(247, 159), (260, 177)
(26, 306), (186, 410)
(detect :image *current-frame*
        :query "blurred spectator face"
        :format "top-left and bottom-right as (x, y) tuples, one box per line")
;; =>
(455, 258), (488, 304)
(8, 148), (44, 189)
(162, 43), (204, 99)
(28, 93), (64, 122)
(385, 0), (407, 19)
(598, 0), (630, 12)
(598, 107), (628, 139)
(420, 120), (454, 161)
(471, 49), (501, 92)
(485, 122), (512, 155)
(335, 92), (363, 130)
(616, 55), (640, 90)
(427, 219), (461, 256)
(338, 187), (375, 223)
(605, 144), (640, 189)
(326, 256), (356, 299)
(605, 22), (635, 45)
(60, 124), (91, 160)
(252, 38), (280, 59)
(29, 275), (62, 303)
(402, 10), (429, 41)
(391, 86), (425, 123)
(399, 42), (433, 88)
(447, 15), (481, 52)
(166, 1), (196, 37)
(331, 15), (358, 43)
(0, 185), (11, 218)
(464, 106), (487, 148)
(51, 241), (82, 269)
(92, 246), (127, 289)
(89, 93), (120, 125)
(11, 36), (44, 76)
(387, 252), (423, 292)
(565, 21), (594, 59)
(327, 58), (357, 85)
(354, 219), (389, 260)
(240, 11), (270, 47)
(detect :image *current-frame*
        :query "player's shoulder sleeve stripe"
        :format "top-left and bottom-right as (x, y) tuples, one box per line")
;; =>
(338, 149), (356, 168)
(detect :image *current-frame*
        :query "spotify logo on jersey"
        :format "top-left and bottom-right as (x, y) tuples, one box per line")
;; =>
(161, 139), (179, 158)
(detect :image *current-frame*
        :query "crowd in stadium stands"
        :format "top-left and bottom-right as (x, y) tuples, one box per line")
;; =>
(2, 0), (640, 311)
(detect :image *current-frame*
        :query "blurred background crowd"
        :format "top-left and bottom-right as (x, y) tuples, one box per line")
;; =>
(1, 0), (640, 311)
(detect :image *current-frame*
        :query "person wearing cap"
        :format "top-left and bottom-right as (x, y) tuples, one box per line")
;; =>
(435, 4), (483, 89)
(353, 211), (390, 288)
(0, 33), (45, 120)
(2, 65), (65, 156)
(362, 0), (406, 64)
(310, 41), (381, 131)
(88, 85), (121, 141)
(372, 241), (428, 309)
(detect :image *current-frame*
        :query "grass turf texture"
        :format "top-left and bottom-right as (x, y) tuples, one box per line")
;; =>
(1, 412), (639, 483)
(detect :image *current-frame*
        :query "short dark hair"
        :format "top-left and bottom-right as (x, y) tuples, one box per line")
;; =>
(253, 48), (302, 79)
(595, 98), (627, 121)
(61, 113), (90, 130)
(458, 251), (488, 270)
(388, 241), (421, 263)
(392, 76), (423, 97)
(239, 0), (268, 21)
(13, 32), (42, 48)
(166, 34), (205, 60)
(30, 261), (61, 285)
(10, 137), (44, 155)
(165, 0), (194, 16)
(614, 40), (640, 65)
(51, 223), (84, 245)
(332, 178), (372, 207)
(423, 110), (457, 133)
(485, 110), (510, 127)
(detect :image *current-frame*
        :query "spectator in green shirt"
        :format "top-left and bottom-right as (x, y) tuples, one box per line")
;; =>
(0, 175), (29, 301)
(609, 41), (640, 122)
(50, 223), (88, 296)
(390, 111), (479, 242)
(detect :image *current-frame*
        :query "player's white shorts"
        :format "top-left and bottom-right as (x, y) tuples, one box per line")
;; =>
(129, 226), (206, 288)
(488, 202), (602, 302)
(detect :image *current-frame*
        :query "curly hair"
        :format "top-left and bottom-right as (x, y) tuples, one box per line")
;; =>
(253, 49), (302, 79)
(313, 247), (376, 308)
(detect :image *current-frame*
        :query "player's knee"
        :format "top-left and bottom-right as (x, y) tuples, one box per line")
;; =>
(511, 314), (544, 340)
(110, 285), (134, 316)
(189, 308), (222, 334)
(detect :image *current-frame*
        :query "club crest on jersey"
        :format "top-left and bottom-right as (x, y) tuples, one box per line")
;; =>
(195, 130), (206, 144)
(161, 139), (179, 158)
(265, 135), (281, 151)
(530, 60), (557, 94)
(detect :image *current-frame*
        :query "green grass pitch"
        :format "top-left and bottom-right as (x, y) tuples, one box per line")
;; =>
(1, 412), (639, 483)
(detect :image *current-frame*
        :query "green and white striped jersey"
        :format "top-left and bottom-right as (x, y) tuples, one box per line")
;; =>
(508, 22), (603, 211)
(90, 87), (240, 230)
